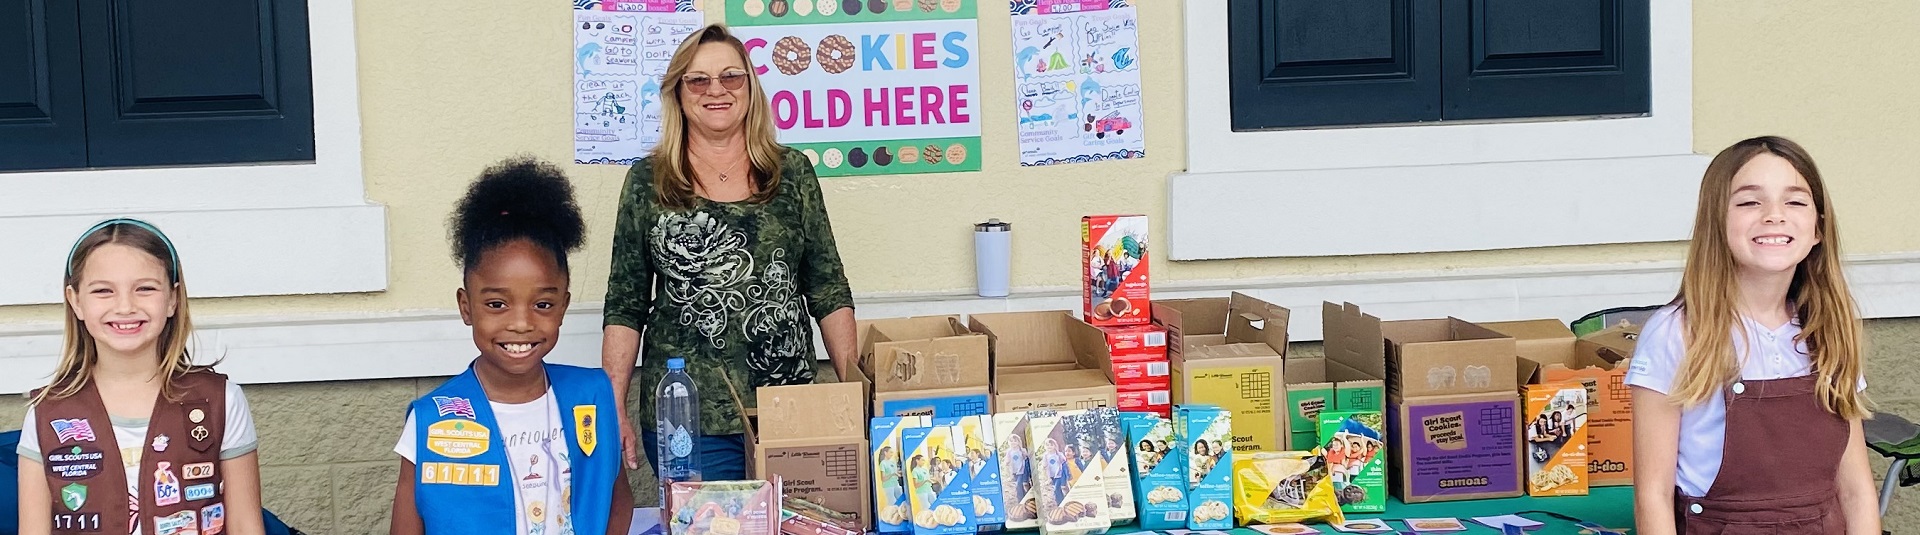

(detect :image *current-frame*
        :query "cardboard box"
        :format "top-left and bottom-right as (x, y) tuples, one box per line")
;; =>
(875, 387), (993, 419)
(1381, 318), (1518, 398)
(1027, 409), (1111, 535)
(1155, 294), (1293, 453)
(1524, 383), (1588, 497)
(1318, 411), (1386, 513)
(970, 311), (1122, 413)
(1082, 215), (1150, 326)
(1175, 405), (1233, 529)
(873, 416), (930, 533)
(990, 412), (1041, 531)
(1121, 411), (1188, 530)
(1485, 320), (1637, 487)
(1282, 356), (1386, 450)
(861, 316), (992, 393)
(993, 371), (1117, 413)
(1153, 292), (1291, 363)
(940, 415), (1005, 531)
(1387, 392), (1522, 503)
(729, 374), (873, 529)
(1117, 389), (1171, 417)
(1089, 407), (1136, 523)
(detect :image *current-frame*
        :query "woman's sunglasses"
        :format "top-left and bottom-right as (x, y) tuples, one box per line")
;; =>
(683, 71), (749, 92)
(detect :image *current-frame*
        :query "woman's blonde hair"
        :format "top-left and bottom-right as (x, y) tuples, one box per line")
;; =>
(651, 23), (786, 210)
(1671, 136), (1868, 419)
(33, 221), (208, 406)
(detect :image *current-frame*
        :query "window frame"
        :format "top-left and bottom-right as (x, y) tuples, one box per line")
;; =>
(0, 0), (384, 306)
(1169, 0), (1702, 261)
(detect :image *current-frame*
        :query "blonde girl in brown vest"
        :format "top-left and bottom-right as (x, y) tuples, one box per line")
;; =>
(15, 219), (265, 535)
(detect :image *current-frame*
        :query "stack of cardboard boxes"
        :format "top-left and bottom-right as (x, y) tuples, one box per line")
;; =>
(730, 374), (874, 529)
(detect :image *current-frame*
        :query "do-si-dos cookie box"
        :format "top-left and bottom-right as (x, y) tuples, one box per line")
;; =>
(1083, 215), (1149, 327)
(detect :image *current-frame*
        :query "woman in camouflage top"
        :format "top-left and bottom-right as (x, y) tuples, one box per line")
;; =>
(601, 25), (857, 479)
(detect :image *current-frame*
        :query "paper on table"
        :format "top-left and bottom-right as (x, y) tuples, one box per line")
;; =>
(1402, 517), (1467, 532)
(1248, 524), (1324, 535)
(1472, 514), (1545, 529)
(1328, 519), (1394, 534)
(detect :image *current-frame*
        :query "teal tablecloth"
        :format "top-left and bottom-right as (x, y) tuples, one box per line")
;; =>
(1110, 486), (1635, 534)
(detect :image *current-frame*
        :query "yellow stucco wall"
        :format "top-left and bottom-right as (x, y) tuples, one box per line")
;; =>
(1, 1), (1914, 323)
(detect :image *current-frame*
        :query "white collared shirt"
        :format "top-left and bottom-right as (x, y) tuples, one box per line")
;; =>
(1624, 305), (1866, 497)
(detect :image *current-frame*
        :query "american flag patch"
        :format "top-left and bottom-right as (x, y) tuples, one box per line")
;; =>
(433, 397), (478, 419)
(49, 419), (96, 443)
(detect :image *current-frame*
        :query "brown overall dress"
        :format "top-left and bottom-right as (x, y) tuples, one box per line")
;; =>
(1672, 374), (1849, 533)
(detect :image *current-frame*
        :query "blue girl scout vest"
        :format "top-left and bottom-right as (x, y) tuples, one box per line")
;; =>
(410, 362), (621, 535)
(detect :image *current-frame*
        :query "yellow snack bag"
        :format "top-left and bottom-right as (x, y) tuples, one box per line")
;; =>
(1233, 451), (1345, 526)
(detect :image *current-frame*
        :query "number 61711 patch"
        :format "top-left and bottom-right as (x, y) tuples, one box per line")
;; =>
(53, 513), (101, 532)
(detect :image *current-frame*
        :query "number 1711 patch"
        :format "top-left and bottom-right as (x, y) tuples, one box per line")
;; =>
(53, 513), (102, 532)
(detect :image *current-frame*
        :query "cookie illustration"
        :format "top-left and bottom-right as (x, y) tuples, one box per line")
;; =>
(816, 0), (837, 15)
(771, 36), (813, 75)
(815, 34), (856, 74)
(897, 145), (919, 164)
(868, 0), (887, 13)
(843, 0), (862, 15)
(848, 147), (868, 168)
(872, 146), (892, 166)
(743, 0), (766, 16)
(892, 0), (913, 10)
(944, 143), (968, 165)
(923, 144), (943, 164)
(822, 147), (844, 168)
(794, 0), (813, 15)
(918, 0), (936, 12)
(941, 0), (961, 13)
(802, 149), (820, 167)
(770, 0), (789, 16)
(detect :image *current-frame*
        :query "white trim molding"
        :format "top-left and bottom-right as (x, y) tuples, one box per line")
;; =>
(0, 0), (386, 305)
(7, 253), (1920, 394)
(1170, 0), (1705, 260)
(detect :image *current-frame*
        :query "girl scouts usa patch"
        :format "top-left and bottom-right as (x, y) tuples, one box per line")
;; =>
(427, 420), (492, 458)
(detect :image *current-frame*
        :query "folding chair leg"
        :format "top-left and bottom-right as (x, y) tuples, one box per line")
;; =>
(1883, 458), (1908, 517)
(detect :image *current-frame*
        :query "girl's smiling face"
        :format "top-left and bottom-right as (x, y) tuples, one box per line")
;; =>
(67, 244), (177, 360)
(459, 239), (572, 376)
(1725, 153), (1821, 278)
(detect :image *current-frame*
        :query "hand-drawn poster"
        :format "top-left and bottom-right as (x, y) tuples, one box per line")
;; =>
(574, 0), (703, 165)
(1010, 0), (1145, 166)
(727, 0), (983, 177)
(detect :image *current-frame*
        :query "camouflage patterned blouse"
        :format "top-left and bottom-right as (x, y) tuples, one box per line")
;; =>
(605, 147), (853, 435)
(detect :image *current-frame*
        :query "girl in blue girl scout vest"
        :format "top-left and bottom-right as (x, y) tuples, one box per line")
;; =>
(389, 158), (634, 535)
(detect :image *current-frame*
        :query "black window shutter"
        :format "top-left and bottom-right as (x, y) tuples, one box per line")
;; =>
(1229, 0), (1442, 130)
(76, 0), (315, 168)
(0, 0), (85, 171)
(1440, 0), (1650, 120)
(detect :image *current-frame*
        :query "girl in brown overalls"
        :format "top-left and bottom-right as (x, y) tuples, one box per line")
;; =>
(1626, 137), (1879, 534)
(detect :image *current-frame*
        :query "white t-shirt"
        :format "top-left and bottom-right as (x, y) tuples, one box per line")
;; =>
(397, 389), (575, 535)
(1623, 305), (1866, 497)
(17, 381), (260, 535)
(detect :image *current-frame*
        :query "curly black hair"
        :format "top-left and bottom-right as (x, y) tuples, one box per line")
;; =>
(449, 157), (587, 276)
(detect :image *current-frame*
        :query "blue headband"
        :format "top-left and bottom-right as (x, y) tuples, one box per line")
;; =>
(65, 218), (181, 281)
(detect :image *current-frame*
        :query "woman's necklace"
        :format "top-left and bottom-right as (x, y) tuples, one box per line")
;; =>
(694, 151), (747, 182)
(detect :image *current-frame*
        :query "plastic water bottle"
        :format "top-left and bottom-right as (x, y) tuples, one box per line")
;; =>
(656, 357), (702, 502)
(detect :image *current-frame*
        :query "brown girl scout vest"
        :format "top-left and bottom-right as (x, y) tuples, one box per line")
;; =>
(34, 370), (230, 535)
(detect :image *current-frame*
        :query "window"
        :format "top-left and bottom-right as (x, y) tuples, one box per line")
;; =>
(0, 0), (315, 171)
(1228, 0), (1649, 130)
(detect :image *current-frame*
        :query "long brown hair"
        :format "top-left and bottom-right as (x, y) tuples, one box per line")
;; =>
(651, 23), (786, 210)
(33, 221), (208, 406)
(1671, 136), (1868, 419)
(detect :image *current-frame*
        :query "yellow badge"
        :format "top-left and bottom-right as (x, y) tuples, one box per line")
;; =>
(425, 419), (491, 459)
(574, 405), (598, 456)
